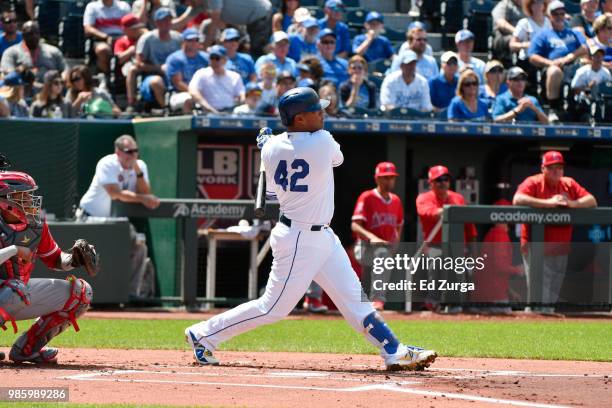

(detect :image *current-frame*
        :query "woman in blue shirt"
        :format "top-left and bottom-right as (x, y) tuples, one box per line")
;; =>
(272, 0), (301, 33)
(447, 69), (490, 121)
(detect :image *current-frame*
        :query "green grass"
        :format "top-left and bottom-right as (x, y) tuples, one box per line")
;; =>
(1, 318), (611, 361)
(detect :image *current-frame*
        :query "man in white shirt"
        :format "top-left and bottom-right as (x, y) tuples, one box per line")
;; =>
(455, 29), (486, 83)
(189, 45), (245, 113)
(571, 44), (612, 93)
(79, 135), (160, 217)
(380, 50), (433, 112)
(389, 25), (439, 78)
(83, 0), (131, 74)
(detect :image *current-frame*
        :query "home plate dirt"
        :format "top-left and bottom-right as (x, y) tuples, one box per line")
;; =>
(0, 349), (610, 407)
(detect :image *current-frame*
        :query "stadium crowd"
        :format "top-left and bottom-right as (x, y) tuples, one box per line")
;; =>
(0, 0), (610, 123)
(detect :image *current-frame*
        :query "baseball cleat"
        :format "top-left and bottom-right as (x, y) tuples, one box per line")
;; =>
(9, 347), (59, 364)
(385, 345), (437, 371)
(303, 297), (328, 313)
(185, 329), (219, 366)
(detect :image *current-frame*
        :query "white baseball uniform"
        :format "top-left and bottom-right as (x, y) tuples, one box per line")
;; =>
(186, 129), (380, 350)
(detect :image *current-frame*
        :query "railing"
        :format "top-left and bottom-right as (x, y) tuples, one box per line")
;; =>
(442, 205), (612, 307)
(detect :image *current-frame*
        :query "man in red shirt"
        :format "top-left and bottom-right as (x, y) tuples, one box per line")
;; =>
(351, 162), (404, 310)
(471, 199), (523, 314)
(416, 165), (477, 312)
(513, 150), (596, 314)
(114, 14), (147, 80)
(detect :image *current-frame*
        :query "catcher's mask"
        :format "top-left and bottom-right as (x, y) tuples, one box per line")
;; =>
(0, 171), (42, 225)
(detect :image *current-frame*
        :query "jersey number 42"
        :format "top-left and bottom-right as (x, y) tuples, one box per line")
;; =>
(274, 159), (309, 192)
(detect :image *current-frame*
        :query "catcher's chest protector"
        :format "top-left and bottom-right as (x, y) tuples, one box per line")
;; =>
(0, 218), (43, 282)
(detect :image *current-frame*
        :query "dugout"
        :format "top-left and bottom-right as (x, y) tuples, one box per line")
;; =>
(2, 116), (612, 307)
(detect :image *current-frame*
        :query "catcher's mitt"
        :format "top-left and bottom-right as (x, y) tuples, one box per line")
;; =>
(70, 239), (100, 277)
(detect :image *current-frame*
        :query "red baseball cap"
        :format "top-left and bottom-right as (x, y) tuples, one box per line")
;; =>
(375, 162), (399, 177)
(121, 14), (145, 30)
(542, 150), (564, 166)
(428, 165), (450, 181)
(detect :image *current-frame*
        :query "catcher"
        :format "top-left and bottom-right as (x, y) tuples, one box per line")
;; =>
(0, 164), (99, 364)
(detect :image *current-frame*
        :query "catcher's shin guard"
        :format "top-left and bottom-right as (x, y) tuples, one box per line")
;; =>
(9, 276), (92, 363)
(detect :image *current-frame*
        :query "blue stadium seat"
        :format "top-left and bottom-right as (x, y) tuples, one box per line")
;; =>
(368, 59), (391, 75)
(383, 27), (405, 43)
(592, 81), (612, 123)
(300, 0), (319, 6)
(341, 106), (381, 119)
(346, 8), (366, 29)
(368, 73), (383, 89)
(343, 0), (362, 8)
(59, 12), (85, 58)
(305, 6), (324, 20)
(466, 0), (495, 53)
(384, 107), (431, 120)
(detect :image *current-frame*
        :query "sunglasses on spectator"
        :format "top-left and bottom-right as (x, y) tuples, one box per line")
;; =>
(71, 76), (83, 82)
(414, 38), (427, 42)
(350, 64), (364, 70)
(121, 148), (139, 154)
(488, 67), (504, 74)
(463, 81), (478, 87)
(52, 79), (64, 86)
(510, 76), (527, 82)
(210, 55), (222, 61)
(551, 10), (565, 17)
(321, 40), (336, 45)
(434, 176), (451, 183)
(2, 18), (17, 24)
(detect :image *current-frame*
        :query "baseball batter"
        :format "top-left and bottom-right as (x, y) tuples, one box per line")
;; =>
(185, 87), (437, 371)
(0, 169), (99, 363)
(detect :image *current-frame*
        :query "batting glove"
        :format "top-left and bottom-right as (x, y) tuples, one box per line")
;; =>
(256, 127), (273, 149)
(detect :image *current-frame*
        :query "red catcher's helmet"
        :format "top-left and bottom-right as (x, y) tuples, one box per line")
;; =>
(0, 171), (42, 225)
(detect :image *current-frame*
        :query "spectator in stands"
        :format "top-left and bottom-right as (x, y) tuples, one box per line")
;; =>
(447, 69), (490, 121)
(255, 31), (297, 79)
(352, 12), (394, 62)
(257, 61), (277, 108)
(189, 45), (244, 113)
(528, 1), (588, 109)
(0, 94), (8, 117)
(318, 0), (350, 58)
(390, 25), (439, 79)
(30, 70), (73, 118)
(296, 63), (314, 87)
(128, 7), (182, 111)
(319, 82), (339, 116)
(604, 0), (612, 13)
(0, 10), (21, 59)
(588, 13), (612, 67)
(83, 0), (131, 75)
(1, 21), (67, 89)
(455, 29), (486, 83)
(288, 17), (320, 62)
(132, 0), (203, 31)
(257, 69), (296, 115)
(300, 55), (324, 87)
(492, 0), (526, 63)
(222, 28), (257, 85)
(480, 60), (508, 108)
(493, 66), (549, 123)
(23, 0), (35, 21)
(79, 134), (160, 216)
(273, 0), (300, 32)
(199, 0), (273, 58)
(571, 0), (599, 38)
(287, 7), (311, 35)
(339, 55), (378, 110)
(398, 21), (434, 57)
(510, 0), (552, 64)
(0, 70), (28, 117)
(316, 28), (348, 87)
(571, 43), (612, 93)
(513, 150), (597, 315)
(114, 14), (148, 82)
(470, 199), (524, 315)
(165, 28), (209, 113)
(380, 50), (432, 112)
(66, 65), (121, 117)
(429, 51), (459, 110)
(233, 82), (262, 115)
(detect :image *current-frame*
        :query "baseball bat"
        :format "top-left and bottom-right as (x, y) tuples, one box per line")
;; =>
(254, 127), (273, 218)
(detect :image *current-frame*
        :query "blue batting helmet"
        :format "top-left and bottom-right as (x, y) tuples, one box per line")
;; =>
(278, 87), (330, 126)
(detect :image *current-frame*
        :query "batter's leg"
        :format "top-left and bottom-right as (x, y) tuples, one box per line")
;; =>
(186, 225), (335, 362)
(314, 230), (437, 370)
